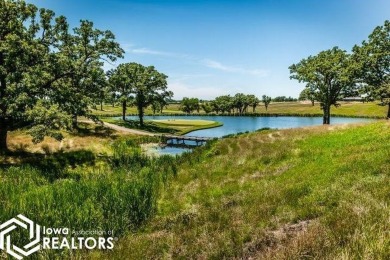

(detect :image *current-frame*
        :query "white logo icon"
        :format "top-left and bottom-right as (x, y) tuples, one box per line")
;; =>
(0, 214), (41, 259)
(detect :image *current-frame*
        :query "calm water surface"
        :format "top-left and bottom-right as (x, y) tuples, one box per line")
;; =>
(152, 146), (192, 156)
(122, 115), (375, 155)
(125, 115), (374, 138)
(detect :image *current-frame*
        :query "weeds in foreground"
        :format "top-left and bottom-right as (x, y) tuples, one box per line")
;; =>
(0, 135), (182, 258)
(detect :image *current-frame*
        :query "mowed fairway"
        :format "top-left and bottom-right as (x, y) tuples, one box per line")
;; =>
(152, 119), (222, 134)
(152, 119), (216, 126)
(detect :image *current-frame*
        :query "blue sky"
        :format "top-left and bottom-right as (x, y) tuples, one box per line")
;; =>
(29, 0), (390, 99)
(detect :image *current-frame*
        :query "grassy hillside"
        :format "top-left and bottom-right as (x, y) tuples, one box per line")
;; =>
(94, 121), (390, 259)
(92, 101), (387, 118)
(262, 101), (387, 117)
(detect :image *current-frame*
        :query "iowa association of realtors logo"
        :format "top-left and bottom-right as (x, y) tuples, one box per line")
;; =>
(0, 214), (115, 259)
(0, 214), (40, 259)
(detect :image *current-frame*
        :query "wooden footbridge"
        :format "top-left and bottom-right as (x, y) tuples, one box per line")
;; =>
(161, 134), (215, 146)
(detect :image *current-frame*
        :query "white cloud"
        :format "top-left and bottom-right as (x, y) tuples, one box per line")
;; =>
(202, 59), (269, 76)
(131, 48), (176, 56)
(121, 43), (269, 77)
(120, 43), (135, 52)
(202, 59), (231, 71)
(123, 44), (191, 59)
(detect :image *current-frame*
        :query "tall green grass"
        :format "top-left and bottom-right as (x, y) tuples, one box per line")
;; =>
(2, 122), (388, 259)
(98, 122), (389, 259)
(0, 136), (177, 258)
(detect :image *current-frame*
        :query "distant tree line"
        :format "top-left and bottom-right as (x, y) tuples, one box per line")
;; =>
(179, 94), (273, 115)
(291, 20), (390, 124)
(272, 96), (298, 102)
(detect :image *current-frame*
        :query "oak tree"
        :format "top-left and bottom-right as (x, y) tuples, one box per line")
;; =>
(298, 86), (316, 106)
(353, 20), (390, 118)
(247, 94), (260, 112)
(181, 97), (199, 114)
(289, 47), (355, 124)
(262, 95), (272, 111)
(0, 1), (70, 153)
(108, 63), (169, 126)
(53, 20), (123, 128)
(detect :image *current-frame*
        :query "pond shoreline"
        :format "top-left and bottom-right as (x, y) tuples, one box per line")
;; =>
(105, 115), (377, 156)
(116, 115), (376, 139)
(99, 112), (385, 119)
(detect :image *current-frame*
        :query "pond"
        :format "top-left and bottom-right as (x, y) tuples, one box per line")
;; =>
(125, 115), (375, 138)
(150, 146), (192, 156)
(124, 115), (375, 155)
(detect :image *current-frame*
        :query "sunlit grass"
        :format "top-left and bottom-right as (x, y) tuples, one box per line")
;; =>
(1, 123), (119, 165)
(95, 121), (390, 259)
(263, 101), (387, 117)
(2, 119), (389, 259)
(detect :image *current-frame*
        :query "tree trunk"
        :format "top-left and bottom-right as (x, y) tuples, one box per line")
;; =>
(323, 106), (327, 124)
(252, 106), (256, 113)
(139, 106), (144, 127)
(0, 117), (8, 154)
(72, 114), (78, 129)
(323, 104), (331, 124)
(122, 100), (127, 121)
(387, 103), (390, 119)
(0, 70), (8, 154)
(311, 100), (315, 106)
(100, 101), (103, 111)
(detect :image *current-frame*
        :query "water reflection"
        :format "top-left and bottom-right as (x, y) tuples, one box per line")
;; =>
(152, 146), (192, 156)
